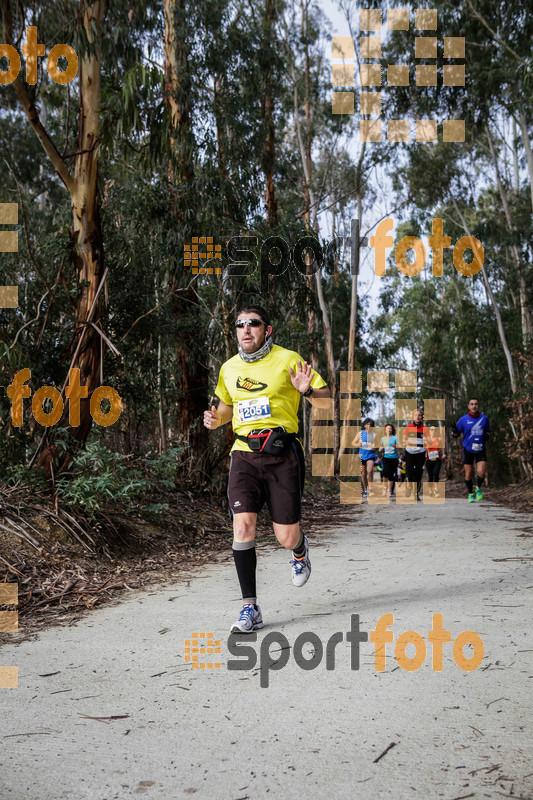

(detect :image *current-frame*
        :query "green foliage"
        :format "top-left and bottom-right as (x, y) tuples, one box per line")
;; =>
(1, 0), (531, 497)
(55, 442), (148, 516)
(47, 442), (185, 517)
(5, 463), (48, 493)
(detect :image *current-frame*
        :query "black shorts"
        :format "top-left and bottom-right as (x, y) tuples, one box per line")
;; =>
(404, 451), (426, 481)
(382, 457), (398, 480)
(227, 441), (305, 525)
(463, 448), (487, 465)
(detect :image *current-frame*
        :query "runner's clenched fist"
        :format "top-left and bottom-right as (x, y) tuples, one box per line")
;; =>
(203, 405), (221, 430)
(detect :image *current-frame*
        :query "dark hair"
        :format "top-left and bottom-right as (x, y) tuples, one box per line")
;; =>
(362, 417), (375, 427)
(385, 422), (396, 435)
(468, 397), (479, 404)
(236, 304), (271, 327)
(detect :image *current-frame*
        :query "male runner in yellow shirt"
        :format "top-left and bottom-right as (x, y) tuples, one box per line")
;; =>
(203, 304), (330, 633)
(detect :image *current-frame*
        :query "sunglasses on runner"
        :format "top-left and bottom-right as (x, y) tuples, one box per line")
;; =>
(235, 318), (264, 328)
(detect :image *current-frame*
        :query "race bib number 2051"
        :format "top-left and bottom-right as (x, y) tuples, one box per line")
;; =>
(237, 396), (271, 423)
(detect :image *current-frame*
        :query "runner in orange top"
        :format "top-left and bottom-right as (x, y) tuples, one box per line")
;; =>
(425, 425), (445, 496)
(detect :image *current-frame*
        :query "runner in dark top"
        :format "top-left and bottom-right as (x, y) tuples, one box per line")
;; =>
(452, 398), (491, 502)
(402, 408), (429, 501)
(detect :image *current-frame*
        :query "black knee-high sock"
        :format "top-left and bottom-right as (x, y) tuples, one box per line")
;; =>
(292, 533), (305, 558)
(477, 475), (485, 488)
(232, 541), (257, 604)
(466, 479), (473, 493)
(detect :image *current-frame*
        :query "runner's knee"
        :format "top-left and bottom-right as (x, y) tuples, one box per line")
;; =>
(273, 522), (300, 549)
(233, 519), (256, 541)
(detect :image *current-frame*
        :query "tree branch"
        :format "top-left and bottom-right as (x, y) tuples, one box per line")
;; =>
(120, 291), (172, 342)
(464, 0), (530, 67)
(1, 0), (75, 193)
(10, 291), (49, 350)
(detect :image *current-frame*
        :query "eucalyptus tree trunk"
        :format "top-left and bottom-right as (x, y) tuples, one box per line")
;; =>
(292, 72), (338, 463)
(347, 163), (365, 373)
(164, 0), (208, 482)
(164, 0), (193, 182)
(64, 0), (106, 447)
(517, 108), (533, 213)
(261, 0), (278, 227)
(451, 196), (517, 394)
(486, 123), (533, 349)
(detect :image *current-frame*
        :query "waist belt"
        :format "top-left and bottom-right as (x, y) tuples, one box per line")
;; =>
(235, 426), (296, 455)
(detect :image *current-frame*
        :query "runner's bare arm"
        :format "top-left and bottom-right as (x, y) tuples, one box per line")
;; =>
(203, 401), (233, 430)
(306, 385), (331, 408)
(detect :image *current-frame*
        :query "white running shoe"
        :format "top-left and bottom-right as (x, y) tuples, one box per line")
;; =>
(230, 603), (264, 633)
(290, 536), (311, 587)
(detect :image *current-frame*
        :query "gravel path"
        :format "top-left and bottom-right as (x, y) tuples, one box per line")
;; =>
(1, 498), (531, 799)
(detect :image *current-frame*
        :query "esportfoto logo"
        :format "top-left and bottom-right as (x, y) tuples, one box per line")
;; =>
(331, 8), (465, 143)
(185, 613), (485, 688)
(184, 237), (222, 274)
(184, 632), (222, 670)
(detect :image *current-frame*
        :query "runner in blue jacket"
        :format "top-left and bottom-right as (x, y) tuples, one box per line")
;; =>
(452, 398), (491, 502)
(353, 418), (378, 498)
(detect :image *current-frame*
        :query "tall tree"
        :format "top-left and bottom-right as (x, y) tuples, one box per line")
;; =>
(260, 0), (278, 226)
(163, 0), (210, 481)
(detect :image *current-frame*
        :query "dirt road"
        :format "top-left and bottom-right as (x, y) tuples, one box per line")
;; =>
(1, 498), (531, 799)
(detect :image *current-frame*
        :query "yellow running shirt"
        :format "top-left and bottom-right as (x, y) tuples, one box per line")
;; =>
(215, 344), (327, 452)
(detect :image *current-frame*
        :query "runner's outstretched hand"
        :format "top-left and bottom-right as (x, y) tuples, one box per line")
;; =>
(204, 405), (221, 430)
(289, 361), (313, 394)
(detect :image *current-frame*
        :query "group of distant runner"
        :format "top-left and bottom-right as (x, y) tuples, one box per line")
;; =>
(203, 302), (492, 633)
(353, 412), (444, 500)
(354, 402), (490, 503)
